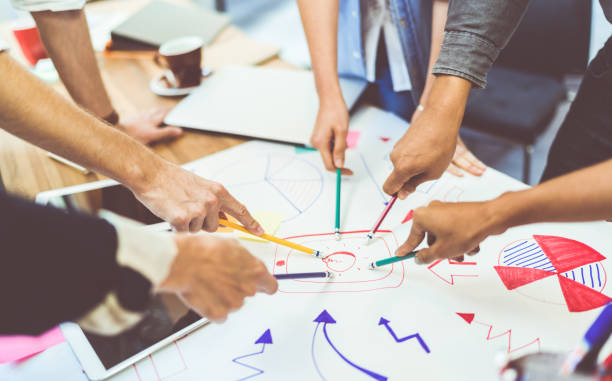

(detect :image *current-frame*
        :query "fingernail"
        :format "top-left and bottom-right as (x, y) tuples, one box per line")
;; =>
(256, 225), (264, 235)
(399, 190), (408, 199)
(334, 158), (344, 168)
(414, 255), (423, 265)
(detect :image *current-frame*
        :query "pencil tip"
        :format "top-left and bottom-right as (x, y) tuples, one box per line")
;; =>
(327, 271), (335, 279)
(368, 262), (376, 270)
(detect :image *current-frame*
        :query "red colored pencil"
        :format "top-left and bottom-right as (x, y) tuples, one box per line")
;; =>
(365, 195), (398, 242)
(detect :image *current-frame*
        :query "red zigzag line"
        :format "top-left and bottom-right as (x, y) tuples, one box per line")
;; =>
(473, 320), (541, 354)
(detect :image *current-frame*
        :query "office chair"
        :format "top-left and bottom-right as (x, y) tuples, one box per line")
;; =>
(462, 0), (591, 183)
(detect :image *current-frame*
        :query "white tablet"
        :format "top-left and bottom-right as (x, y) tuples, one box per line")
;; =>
(37, 181), (208, 380)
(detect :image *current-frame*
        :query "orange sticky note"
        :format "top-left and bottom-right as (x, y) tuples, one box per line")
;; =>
(0, 326), (65, 363)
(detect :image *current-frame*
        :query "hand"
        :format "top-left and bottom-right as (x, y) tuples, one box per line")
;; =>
(396, 200), (503, 264)
(133, 163), (264, 234)
(309, 98), (354, 175)
(159, 234), (278, 322)
(118, 108), (183, 145)
(383, 107), (459, 199)
(446, 137), (486, 177)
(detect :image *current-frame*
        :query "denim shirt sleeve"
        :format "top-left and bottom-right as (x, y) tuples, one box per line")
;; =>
(432, 0), (531, 88)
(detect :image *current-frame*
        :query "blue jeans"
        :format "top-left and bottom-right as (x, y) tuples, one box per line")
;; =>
(359, 36), (417, 122)
(540, 35), (612, 182)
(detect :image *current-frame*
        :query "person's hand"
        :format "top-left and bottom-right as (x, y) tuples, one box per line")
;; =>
(446, 137), (486, 177)
(309, 98), (354, 175)
(159, 234), (278, 322)
(383, 107), (459, 199)
(133, 163), (264, 234)
(118, 108), (183, 145)
(396, 200), (504, 264)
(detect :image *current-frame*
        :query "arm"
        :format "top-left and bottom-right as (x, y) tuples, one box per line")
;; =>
(296, 0), (352, 174)
(413, 0), (486, 178)
(383, 0), (531, 198)
(0, 193), (277, 334)
(30, 9), (182, 144)
(397, 159), (612, 264)
(0, 52), (263, 234)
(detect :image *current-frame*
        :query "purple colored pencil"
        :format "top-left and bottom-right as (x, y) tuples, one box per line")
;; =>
(274, 271), (332, 280)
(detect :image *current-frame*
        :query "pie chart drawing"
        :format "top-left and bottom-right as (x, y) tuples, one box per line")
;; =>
(495, 235), (611, 312)
(210, 153), (324, 222)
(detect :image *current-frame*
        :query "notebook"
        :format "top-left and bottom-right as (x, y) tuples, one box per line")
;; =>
(109, 0), (230, 50)
(164, 66), (368, 146)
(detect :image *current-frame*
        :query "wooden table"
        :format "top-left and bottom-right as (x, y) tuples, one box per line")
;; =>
(0, 0), (295, 198)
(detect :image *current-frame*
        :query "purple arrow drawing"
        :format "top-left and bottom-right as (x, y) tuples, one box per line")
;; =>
(378, 317), (430, 353)
(312, 310), (387, 381)
(232, 329), (273, 381)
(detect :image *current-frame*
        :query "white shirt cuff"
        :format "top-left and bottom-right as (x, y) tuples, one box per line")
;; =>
(9, 0), (86, 12)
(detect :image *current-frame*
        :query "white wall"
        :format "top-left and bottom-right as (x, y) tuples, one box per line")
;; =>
(590, 0), (612, 61)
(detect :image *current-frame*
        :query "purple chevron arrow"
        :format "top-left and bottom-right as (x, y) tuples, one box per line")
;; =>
(232, 329), (273, 380)
(378, 317), (430, 353)
(312, 310), (387, 381)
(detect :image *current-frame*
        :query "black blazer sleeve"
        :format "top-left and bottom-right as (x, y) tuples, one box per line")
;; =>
(0, 191), (120, 334)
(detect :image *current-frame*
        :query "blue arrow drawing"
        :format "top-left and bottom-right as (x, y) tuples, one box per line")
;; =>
(232, 329), (273, 381)
(312, 310), (387, 381)
(378, 317), (430, 353)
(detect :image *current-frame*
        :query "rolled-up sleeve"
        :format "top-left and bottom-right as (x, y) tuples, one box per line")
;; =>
(432, 0), (531, 88)
(9, 0), (85, 12)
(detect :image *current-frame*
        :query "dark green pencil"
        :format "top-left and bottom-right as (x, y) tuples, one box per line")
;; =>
(334, 167), (341, 240)
(369, 252), (417, 269)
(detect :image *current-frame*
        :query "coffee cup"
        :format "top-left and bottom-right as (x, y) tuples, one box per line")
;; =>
(154, 36), (203, 88)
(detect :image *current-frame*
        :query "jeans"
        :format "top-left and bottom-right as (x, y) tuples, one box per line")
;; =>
(540, 35), (612, 182)
(360, 36), (416, 122)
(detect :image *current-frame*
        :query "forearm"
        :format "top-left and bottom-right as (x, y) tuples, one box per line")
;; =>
(419, 0), (449, 105)
(432, 0), (531, 88)
(0, 53), (167, 193)
(32, 9), (115, 119)
(422, 75), (471, 133)
(296, 0), (343, 104)
(487, 159), (612, 235)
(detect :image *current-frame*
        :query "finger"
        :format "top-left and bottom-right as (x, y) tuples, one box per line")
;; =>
(148, 126), (184, 143)
(202, 204), (221, 233)
(445, 163), (465, 177)
(318, 145), (335, 172)
(189, 215), (205, 233)
(453, 154), (485, 177)
(332, 128), (348, 169)
(452, 255), (465, 263)
(383, 167), (420, 198)
(467, 246), (481, 256)
(396, 223), (426, 256)
(414, 247), (440, 265)
(220, 194), (264, 235)
(256, 271), (279, 295)
(340, 167), (354, 175)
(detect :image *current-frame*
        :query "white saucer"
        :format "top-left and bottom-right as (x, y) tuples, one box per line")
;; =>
(149, 68), (212, 97)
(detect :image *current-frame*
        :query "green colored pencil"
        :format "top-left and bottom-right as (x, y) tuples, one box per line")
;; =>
(369, 252), (417, 269)
(335, 167), (341, 240)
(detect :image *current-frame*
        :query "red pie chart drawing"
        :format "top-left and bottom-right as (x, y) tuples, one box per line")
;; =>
(495, 235), (611, 312)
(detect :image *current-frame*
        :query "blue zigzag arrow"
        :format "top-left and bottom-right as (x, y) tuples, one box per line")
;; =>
(312, 310), (387, 381)
(232, 329), (273, 381)
(378, 317), (430, 353)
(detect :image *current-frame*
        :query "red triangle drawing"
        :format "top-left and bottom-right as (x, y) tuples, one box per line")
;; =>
(494, 266), (556, 290)
(557, 274), (612, 312)
(534, 235), (606, 273)
(401, 210), (414, 224)
(457, 313), (475, 324)
(379, 137), (390, 142)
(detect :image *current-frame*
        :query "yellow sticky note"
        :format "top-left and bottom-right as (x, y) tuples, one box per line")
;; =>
(237, 211), (285, 243)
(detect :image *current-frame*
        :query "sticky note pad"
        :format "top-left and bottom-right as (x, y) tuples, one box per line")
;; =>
(237, 211), (285, 243)
(346, 130), (361, 149)
(0, 326), (65, 363)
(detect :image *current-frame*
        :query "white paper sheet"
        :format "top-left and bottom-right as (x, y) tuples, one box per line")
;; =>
(10, 106), (612, 380)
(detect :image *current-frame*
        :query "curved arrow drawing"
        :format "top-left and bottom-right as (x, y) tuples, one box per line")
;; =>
(378, 318), (430, 353)
(232, 329), (273, 381)
(312, 310), (387, 381)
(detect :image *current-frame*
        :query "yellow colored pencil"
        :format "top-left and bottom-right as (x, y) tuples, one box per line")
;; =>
(219, 218), (324, 258)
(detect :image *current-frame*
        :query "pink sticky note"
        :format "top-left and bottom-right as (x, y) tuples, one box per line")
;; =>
(346, 130), (361, 149)
(0, 326), (65, 363)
